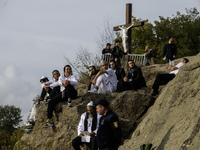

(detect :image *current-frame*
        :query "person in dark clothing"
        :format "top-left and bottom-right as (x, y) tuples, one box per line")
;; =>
(95, 99), (122, 150)
(163, 36), (177, 62)
(109, 60), (131, 92)
(112, 40), (127, 67)
(151, 58), (189, 96)
(72, 101), (101, 150)
(145, 46), (156, 65)
(88, 65), (99, 90)
(102, 43), (112, 55)
(126, 60), (147, 91)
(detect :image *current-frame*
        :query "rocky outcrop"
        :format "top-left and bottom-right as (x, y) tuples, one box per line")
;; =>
(120, 54), (200, 150)
(16, 54), (199, 150)
(15, 91), (154, 150)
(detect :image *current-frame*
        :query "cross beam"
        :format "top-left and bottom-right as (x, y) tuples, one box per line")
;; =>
(113, 22), (144, 31)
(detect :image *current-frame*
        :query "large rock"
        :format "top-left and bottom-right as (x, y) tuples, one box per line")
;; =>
(120, 53), (200, 150)
(15, 90), (154, 150)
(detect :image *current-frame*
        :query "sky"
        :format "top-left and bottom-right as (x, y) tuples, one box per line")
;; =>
(0, 0), (200, 123)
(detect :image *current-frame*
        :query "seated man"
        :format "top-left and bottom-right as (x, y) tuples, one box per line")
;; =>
(123, 60), (146, 91)
(151, 58), (189, 96)
(109, 60), (128, 92)
(88, 65), (99, 90)
(72, 101), (101, 150)
(90, 61), (117, 94)
(44, 65), (78, 127)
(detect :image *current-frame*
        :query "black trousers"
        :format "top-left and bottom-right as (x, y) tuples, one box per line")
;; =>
(40, 86), (60, 100)
(117, 81), (132, 92)
(47, 84), (77, 119)
(152, 73), (175, 92)
(72, 136), (98, 150)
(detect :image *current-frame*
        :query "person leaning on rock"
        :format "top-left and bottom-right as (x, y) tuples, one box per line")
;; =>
(145, 46), (156, 65)
(72, 101), (101, 150)
(95, 99), (123, 150)
(151, 58), (189, 96)
(88, 65), (99, 91)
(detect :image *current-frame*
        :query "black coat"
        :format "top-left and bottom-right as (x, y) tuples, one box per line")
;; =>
(127, 66), (147, 89)
(115, 68), (126, 82)
(97, 109), (122, 149)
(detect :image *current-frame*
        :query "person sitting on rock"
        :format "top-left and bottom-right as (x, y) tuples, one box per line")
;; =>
(89, 61), (117, 94)
(43, 65), (78, 127)
(88, 65), (99, 91)
(72, 101), (101, 150)
(123, 60), (146, 91)
(151, 58), (189, 96)
(109, 60), (129, 92)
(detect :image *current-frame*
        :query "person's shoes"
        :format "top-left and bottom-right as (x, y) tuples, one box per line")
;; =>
(68, 101), (73, 107)
(88, 88), (98, 93)
(151, 91), (159, 96)
(43, 121), (54, 128)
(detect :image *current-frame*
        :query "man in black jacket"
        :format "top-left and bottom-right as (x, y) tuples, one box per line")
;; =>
(125, 60), (147, 91)
(109, 60), (131, 92)
(163, 36), (177, 62)
(95, 99), (122, 150)
(112, 40), (127, 67)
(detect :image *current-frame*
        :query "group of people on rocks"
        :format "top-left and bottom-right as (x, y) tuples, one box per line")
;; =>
(27, 35), (190, 150)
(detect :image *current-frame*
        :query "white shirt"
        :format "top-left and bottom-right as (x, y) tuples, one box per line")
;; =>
(59, 74), (78, 92)
(42, 78), (60, 89)
(77, 112), (101, 136)
(105, 68), (118, 88)
(170, 62), (185, 75)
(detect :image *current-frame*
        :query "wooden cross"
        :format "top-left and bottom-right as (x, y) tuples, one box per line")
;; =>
(113, 3), (144, 71)
(113, 3), (144, 54)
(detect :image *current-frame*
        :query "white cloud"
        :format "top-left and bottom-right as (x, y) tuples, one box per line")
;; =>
(0, 65), (39, 122)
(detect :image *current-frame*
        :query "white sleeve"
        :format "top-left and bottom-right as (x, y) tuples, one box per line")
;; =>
(50, 81), (59, 88)
(106, 68), (113, 76)
(176, 62), (185, 68)
(69, 75), (78, 87)
(93, 113), (102, 135)
(58, 75), (64, 86)
(78, 113), (86, 136)
(43, 80), (54, 86)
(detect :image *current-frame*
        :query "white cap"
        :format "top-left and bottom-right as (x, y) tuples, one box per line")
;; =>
(87, 101), (94, 107)
(40, 76), (47, 80)
(89, 64), (95, 68)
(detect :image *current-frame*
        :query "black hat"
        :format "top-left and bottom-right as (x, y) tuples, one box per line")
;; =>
(115, 40), (120, 43)
(106, 43), (111, 46)
(95, 99), (109, 107)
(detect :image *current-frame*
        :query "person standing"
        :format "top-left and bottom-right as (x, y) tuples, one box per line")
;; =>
(102, 43), (112, 55)
(95, 99), (122, 150)
(145, 46), (156, 65)
(72, 101), (101, 150)
(163, 36), (177, 63)
(112, 40), (127, 67)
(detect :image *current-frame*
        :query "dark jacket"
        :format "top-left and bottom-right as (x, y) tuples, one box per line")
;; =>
(163, 43), (177, 60)
(97, 109), (122, 149)
(112, 46), (126, 59)
(127, 66), (147, 89)
(102, 48), (112, 54)
(115, 68), (126, 82)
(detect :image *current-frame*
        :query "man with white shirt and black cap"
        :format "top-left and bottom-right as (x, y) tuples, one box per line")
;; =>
(89, 61), (117, 94)
(72, 101), (101, 150)
(151, 58), (189, 96)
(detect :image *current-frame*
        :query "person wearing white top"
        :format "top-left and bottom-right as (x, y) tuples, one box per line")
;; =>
(151, 58), (189, 96)
(72, 101), (101, 150)
(39, 70), (61, 101)
(44, 65), (78, 128)
(90, 61), (117, 94)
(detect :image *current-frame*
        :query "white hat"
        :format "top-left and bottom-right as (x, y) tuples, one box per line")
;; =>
(40, 76), (47, 80)
(87, 101), (94, 107)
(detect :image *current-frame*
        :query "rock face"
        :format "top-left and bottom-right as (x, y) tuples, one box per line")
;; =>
(15, 91), (154, 150)
(16, 54), (199, 150)
(120, 54), (200, 150)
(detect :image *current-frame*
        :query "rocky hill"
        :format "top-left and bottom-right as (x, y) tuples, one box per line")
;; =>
(15, 54), (199, 150)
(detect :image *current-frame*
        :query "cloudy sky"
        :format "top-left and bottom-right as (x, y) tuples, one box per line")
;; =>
(0, 0), (200, 122)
